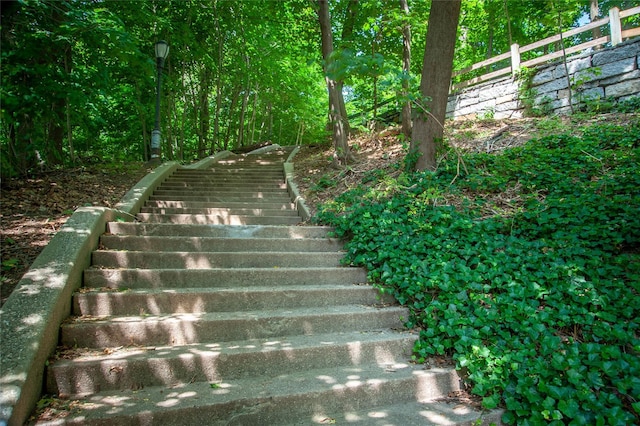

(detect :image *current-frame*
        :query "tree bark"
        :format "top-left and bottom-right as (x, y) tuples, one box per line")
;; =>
(317, 0), (353, 166)
(336, 0), (358, 137)
(411, 0), (461, 171)
(590, 0), (602, 48)
(503, 0), (513, 46)
(399, 0), (412, 140)
(224, 86), (241, 151)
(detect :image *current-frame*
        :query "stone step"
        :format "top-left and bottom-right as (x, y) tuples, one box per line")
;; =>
(178, 165), (284, 170)
(47, 330), (416, 397)
(171, 170), (284, 177)
(138, 207), (300, 216)
(142, 200), (296, 210)
(153, 188), (291, 196)
(163, 176), (285, 184)
(99, 235), (342, 252)
(73, 285), (392, 316)
(60, 305), (410, 348)
(147, 195), (294, 203)
(83, 267), (368, 289)
(135, 213), (301, 225)
(136, 213), (301, 225)
(214, 159), (287, 166)
(105, 223), (334, 238)
(91, 250), (345, 269)
(158, 182), (288, 190)
(38, 363), (469, 426)
(212, 161), (287, 167)
(296, 401), (504, 426)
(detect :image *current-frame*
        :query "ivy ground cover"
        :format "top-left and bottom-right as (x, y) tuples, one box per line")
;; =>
(315, 120), (640, 424)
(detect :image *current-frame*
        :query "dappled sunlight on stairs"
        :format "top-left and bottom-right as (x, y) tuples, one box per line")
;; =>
(37, 147), (500, 425)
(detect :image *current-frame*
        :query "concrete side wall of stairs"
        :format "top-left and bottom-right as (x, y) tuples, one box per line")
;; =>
(0, 152), (233, 425)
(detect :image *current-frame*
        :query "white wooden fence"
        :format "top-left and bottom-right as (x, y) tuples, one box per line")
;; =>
(452, 6), (640, 92)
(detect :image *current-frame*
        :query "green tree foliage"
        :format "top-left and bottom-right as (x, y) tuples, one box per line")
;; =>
(1, 0), (148, 174)
(1, 0), (608, 177)
(1, 0), (327, 177)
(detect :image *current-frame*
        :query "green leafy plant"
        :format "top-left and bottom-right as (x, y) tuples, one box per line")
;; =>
(515, 67), (540, 117)
(615, 96), (640, 113)
(310, 174), (337, 192)
(480, 108), (495, 121)
(315, 120), (640, 424)
(2, 258), (19, 271)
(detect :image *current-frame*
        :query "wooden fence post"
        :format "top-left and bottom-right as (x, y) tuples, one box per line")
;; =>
(610, 7), (622, 46)
(510, 43), (521, 76)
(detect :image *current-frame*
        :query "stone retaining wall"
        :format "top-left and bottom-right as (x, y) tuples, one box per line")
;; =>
(447, 38), (640, 120)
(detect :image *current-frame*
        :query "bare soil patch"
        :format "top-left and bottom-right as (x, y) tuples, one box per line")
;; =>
(292, 113), (638, 218)
(1, 163), (149, 305)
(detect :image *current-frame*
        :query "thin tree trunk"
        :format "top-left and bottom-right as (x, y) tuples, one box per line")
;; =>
(213, 41), (223, 154)
(318, 0), (353, 166)
(400, 0), (412, 140)
(238, 87), (249, 148)
(590, 0), (602, 49)
(486, 2), (495, 71)
(335, 0), (358, 138)
(200, 84), (210, 158)
(211, 1), (223, 154)
(503, 0), (513, 46)
(47, 101), (65, 166)
(224, 86), (241, 150)
(249, 88), (259, 145)
(555, 2), (574, 114)
(372, 33), (379, 122)
(134, 82), (149, 161)
(165, 88), (175, 161)
(237, 54), (250, 148)
(64, 47), (75, 165)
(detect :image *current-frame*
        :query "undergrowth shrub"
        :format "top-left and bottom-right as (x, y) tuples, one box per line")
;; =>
(315, 120), (640, 424)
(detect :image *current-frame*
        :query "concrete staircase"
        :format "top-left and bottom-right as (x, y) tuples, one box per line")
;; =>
(40, 148), (499, 425)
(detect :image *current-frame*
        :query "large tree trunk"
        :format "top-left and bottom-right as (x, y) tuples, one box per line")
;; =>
(411, 0), (461, 171)
(317, 0), (353, 166)
(399, 0), (412, 140)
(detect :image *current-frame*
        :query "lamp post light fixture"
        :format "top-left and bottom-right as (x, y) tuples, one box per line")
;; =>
(150, 40), (169, 161)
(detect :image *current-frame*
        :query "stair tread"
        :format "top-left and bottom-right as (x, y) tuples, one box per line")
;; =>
(105, 223), (335, 238)
(76, 283), (376, 295)
(97, 238), (343, 253)
(51, 329), (416, 366)
(65, 304), (407, 324)
(40, 362), (464, 425)
(73, 284), (391, 316)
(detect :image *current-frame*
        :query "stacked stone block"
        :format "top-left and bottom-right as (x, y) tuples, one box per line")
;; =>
(447, 38), (640, 120)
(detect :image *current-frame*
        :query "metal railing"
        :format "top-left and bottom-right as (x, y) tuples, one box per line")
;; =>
(451, 6), (640, 92)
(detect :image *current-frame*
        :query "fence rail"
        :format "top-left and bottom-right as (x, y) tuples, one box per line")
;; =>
(452, 6), (640, 92)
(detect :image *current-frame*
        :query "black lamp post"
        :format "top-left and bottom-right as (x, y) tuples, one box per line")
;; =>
(150, 40), (169, 161)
